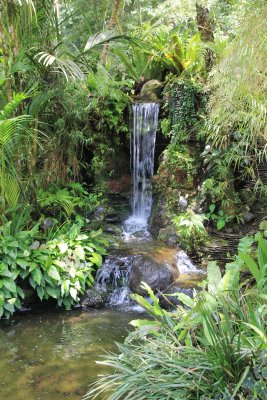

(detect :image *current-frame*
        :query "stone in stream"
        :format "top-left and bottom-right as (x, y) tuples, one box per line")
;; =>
(128, 255), (179, 295)
(81, 288), (107, 308)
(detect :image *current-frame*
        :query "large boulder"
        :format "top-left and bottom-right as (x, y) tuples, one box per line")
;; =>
(128, 255), (179, 295)
(140, 80), (162, 101)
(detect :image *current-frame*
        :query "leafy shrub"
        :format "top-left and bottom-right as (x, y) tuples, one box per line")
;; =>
(36, 182), (100, 220)
(172, 210), (208, 251)
(0, 221), (107, 319)
(200, 147), (243, 219)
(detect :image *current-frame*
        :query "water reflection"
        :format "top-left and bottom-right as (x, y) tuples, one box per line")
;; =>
(0, 309), (136, 400)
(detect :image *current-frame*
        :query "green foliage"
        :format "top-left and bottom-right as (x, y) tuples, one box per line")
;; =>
(206, 2), (267, 170)
(0, 94), (35, 216)
(200, 147), (243, 219)
(226, 233), (267, 292)
(206, 204), (232, 230)
(162, 77), (205, 142)
(86, 234), (267, 400)
(0, 221), (107, 319)
(155, 143), (198, 212)
(36, 183), (100, 220)
(146, 30), (209, 76)
(172, 210), (208, 251)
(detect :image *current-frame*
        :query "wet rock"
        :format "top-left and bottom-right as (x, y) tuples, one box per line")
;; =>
(107, 175), (131, 194)
(104, 225), (122, 235)
(105, 213), (120, 223)
(158, 226), (179, 246)
(175, 251), (198, 274)
(128, 255), (179, 295)
(243, 211), (255, 223)
(95, 254), (132, 290)
(140, 80), (162, 101)
(86, 220), (103, 231)
(94, 206), (107, 221)
(240, 188), (256, 206)
(30, 240), (40, 250)
(81, 289), (106, 308)
(178, 195), (188, 212)
(41, 218), (54, 230)
(132, 230), (146, 238)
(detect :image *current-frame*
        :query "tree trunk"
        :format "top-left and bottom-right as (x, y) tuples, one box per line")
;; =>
(100, 0), (120, 65)
(195, 2), (215, 71)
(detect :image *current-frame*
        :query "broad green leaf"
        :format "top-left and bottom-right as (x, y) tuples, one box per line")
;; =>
(46, 287), (58, 299)
(32, 268), (42, 286)
(89, 252), (102, 267)
(2, 278), (17, 293)
(58, 242), (68, 253)
(207, 261), (222, 294)
(16, 258), (28, 269)
(74, 245), (85, 260)
(239, 253), (261, 282)
(4, 303), (15, 313)
(217, 219), (225, 230)
(70, 287), (77, 300)
(48, 266), (61, 281)
(69, 267), (76, 278)
(37, 286), (44, 301)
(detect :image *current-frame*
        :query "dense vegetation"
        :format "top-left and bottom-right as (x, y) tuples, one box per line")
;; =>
(0, 0), (266, 398)
(87, 234), (267, 399)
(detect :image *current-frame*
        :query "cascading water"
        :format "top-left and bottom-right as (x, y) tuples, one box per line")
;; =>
(124, 102), (159, 236)
(88, 101), (205, 309)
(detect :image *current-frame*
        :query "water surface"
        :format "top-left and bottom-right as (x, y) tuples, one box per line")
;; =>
(0, 309), (136, 400)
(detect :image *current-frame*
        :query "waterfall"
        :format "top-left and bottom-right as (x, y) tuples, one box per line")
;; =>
(124, 102), (159, 235)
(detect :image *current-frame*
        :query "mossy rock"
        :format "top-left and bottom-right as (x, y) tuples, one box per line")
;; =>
(140, 80), (162, 101)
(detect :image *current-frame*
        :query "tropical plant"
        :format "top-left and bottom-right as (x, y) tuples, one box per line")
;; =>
(206, 1), (267, 170)
(172, 210), (208, 251)
(0, 93), (36, 221)
(0, 221), (107, 319)
(146, 30), (210, 77)
(36, 182), (100, 220)
(85, 234), (267, 400)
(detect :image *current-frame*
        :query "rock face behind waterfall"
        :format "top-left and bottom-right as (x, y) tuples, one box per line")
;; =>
(128, 255), (179, 295)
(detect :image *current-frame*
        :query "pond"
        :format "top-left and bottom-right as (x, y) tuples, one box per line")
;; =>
(0, 308), (137, 400)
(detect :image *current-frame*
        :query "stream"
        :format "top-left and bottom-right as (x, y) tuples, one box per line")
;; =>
(0, 102), (205, 400)
(0, 309), (137, 400)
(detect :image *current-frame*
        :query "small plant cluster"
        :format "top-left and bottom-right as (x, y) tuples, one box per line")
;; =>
(86, 233), (267, 400)
(206, 204), (232, 230)
(36, 182), (100, 220)
(172, 209), (208, 251)
(200, 146), (244, 226)
(0, 221), (107, 319)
